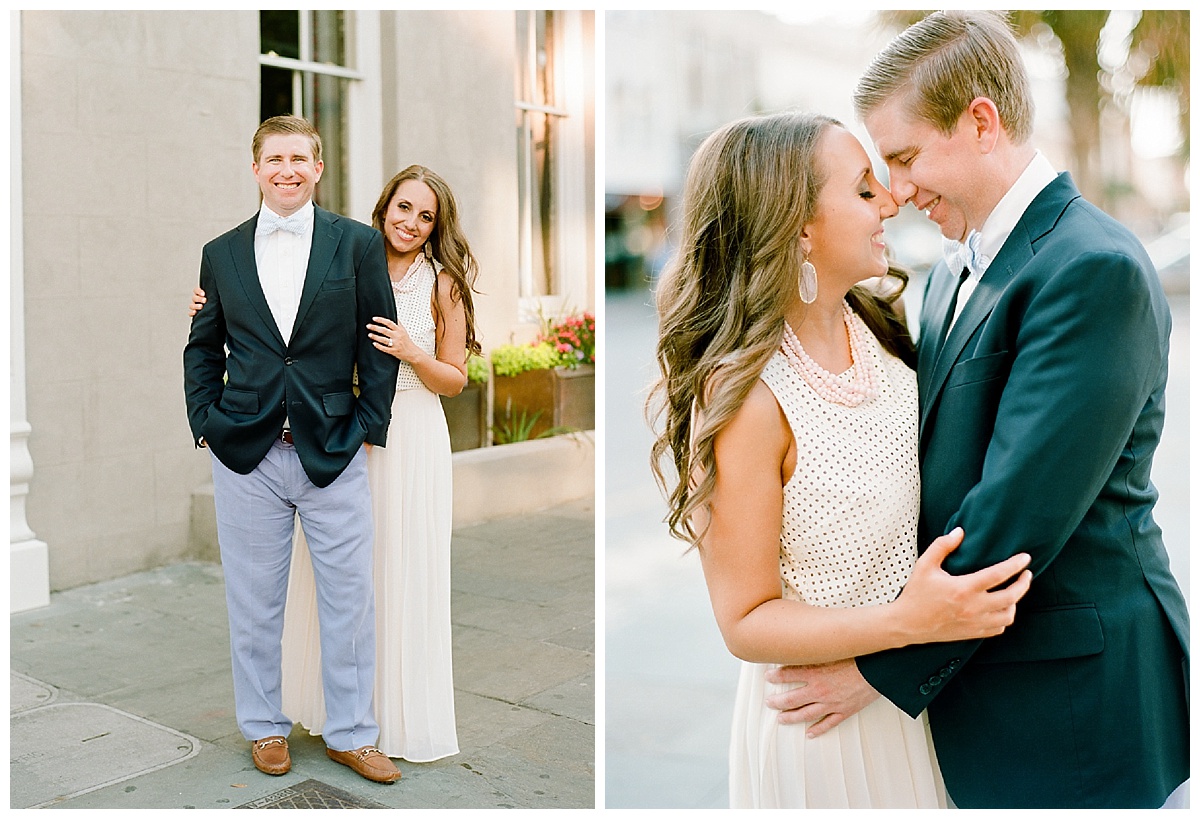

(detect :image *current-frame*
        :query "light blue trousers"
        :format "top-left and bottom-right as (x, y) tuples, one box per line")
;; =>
(211, 442), (378, 751)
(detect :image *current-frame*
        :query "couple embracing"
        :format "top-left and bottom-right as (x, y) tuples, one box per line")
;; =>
(651, 11), (1188, 809)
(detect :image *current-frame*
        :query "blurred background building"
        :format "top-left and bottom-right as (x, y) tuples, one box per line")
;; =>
(606, 9), (1189, 292)
(11, 10), (595, 609)
(605, 9), (1189, 809)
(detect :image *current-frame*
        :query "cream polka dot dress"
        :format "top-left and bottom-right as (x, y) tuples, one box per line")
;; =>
(727, 305), (946, 808)
(392, 254), (440, 391)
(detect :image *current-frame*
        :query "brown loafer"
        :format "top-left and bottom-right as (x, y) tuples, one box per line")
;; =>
(326, 745), (401, 783)
(251, 735), (291, 775)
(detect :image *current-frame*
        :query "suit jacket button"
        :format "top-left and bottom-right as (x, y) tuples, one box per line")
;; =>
(928, 676), (941, 687)
(285, 357), (294, 365)
(919, 684), (931, 695)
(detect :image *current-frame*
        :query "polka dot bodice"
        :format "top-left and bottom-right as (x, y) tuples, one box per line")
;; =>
(391, 254), (440, 391)
(759, 310), (920, 609)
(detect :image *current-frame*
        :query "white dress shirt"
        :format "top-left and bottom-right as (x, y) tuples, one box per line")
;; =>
(254, 199), (315, 344)
(948, 151), (1058, 329)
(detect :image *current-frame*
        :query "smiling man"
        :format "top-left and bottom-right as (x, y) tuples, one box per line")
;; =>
(184, 115), (402, 784)
(765, 11), (1189, 809)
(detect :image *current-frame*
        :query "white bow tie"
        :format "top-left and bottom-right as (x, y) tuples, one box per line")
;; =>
(942, 230), (989, 278)
(256, 210), (310, 237)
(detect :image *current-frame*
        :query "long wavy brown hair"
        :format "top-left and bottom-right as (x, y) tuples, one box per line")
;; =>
(648, 112), (913, 547)
(372, 165), (482, 357)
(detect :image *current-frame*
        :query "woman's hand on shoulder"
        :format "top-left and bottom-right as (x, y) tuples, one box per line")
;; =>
(892, 528), (1032, 645)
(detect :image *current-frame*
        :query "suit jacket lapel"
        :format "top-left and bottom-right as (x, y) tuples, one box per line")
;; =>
(293, 206), (344, 337)
(919, 246), (1029, 437)
(232, 216), (287, 350)
(918, 173), (1082, 437)
(917, 261), (956, 400)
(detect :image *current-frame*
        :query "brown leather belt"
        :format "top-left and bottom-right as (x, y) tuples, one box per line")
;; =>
(281, 429), (294, 444)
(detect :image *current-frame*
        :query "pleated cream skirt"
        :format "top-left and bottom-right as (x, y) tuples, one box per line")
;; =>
(729, 660), (946, 808)
(281, 387), (459, 762)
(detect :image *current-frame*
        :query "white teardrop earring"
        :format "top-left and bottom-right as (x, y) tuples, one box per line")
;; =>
(799, 259), (818, 304)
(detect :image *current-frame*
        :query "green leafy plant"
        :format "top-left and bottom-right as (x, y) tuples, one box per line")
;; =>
(466, 354), (489, 383)
(491, 410), (574, 445)
(492, 410), (542, 445)
(490, 342), (560, 377)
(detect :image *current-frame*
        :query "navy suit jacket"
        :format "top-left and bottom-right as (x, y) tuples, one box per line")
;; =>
(857, 174), (1189, 808)
(184, 205), (400, 488)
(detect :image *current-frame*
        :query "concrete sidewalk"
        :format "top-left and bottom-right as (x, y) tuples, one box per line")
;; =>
(11, 499), (595, 810)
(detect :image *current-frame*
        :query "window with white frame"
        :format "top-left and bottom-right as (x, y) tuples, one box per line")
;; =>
(514, 10), (590, 319)
(260, 10), (362, 216)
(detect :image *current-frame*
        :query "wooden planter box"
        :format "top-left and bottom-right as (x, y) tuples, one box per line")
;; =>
(493, 365), (595, 441)
(440, 379), (488, 452)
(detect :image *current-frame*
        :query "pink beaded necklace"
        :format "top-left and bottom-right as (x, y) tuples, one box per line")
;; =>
(781, 301), (877, 407)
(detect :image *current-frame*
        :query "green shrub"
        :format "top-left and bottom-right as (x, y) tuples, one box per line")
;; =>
(490, 342), (559, 377)
(466, 354), (489, 383)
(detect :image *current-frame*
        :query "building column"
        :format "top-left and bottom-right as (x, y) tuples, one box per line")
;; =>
(11, 11), (51, 613)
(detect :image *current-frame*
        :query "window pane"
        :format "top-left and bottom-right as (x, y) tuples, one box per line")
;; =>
(260, 64), (295, 123)
(539, 12), (554, 106)
(537, 14), (556, 296)
(534, 112), (553, 296)
(260, 10), (300, 60)
(310, 73), (348, 216)
(311, 10), (346, 66)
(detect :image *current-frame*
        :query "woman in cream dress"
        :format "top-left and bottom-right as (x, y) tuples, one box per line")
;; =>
(282, 165), (480, 762)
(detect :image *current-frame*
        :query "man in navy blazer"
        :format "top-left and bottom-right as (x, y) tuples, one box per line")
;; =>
(184, 116), (402, 783)
(766, 12), (1188, 808)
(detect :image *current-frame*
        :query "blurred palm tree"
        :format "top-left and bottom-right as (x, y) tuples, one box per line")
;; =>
(876, 11), (1189, 211)
(1125, 10), (1189, 156)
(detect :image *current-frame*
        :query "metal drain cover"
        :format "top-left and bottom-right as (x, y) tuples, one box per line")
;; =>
(236, 778), (388, 809)
(11, 701), (199, 808)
